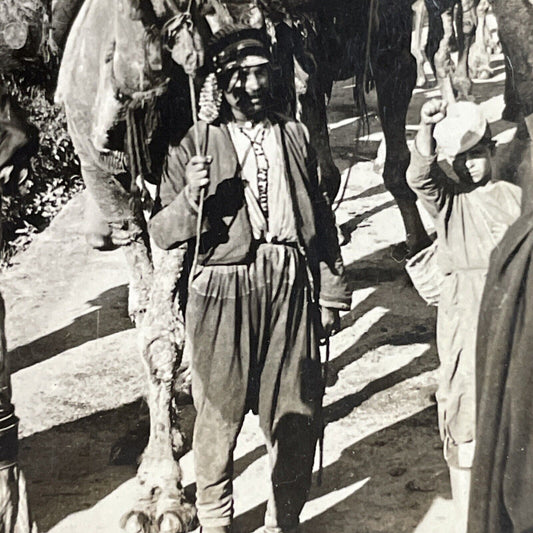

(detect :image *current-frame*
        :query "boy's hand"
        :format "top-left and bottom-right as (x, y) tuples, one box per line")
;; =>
(186, 155), (212, 204)
(421, 99), (448, 126)
(321, 307), (340, 338)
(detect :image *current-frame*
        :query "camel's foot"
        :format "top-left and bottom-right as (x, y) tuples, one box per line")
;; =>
(416, 73), (428, 88)
(469, 46), (492, 81)
(406, 234), (432, 260)
(475, 68), (492, 80)
(395, 198), (431, 259)
(156, 494), (197, 533)
(121, 508), (152, 533)
(336, 223), (349, 247)
(121, 486), (197, 533)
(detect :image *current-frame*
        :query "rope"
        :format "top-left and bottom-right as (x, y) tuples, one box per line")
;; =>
(363, 0), (378, 93)
(317, 336), (330, 487)
(334, 0), (377, 212)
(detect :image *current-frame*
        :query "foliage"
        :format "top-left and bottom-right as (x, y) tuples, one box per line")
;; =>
(1, 68), (82, 266)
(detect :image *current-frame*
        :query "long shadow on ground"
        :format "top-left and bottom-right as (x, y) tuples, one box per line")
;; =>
(10, 285), (133, 372)
(20, 400), (144, 532)
(19, 241), (439, 532)
(333, 183), (387, 206)
(340, 200), (397, 240)
(231, 243), (440, 532)
(327, 243), (438, 386)
(234, 407), (449, 533)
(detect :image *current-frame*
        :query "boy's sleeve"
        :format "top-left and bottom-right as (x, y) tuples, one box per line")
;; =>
(406, 142), (453, 219)
(149, 125), (209, 250)
(302, 125), (351, 310)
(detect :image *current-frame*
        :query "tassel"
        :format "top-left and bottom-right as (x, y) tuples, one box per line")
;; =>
(198, 73), (222, 124)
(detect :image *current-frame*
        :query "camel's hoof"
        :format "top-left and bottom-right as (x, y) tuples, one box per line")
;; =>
(156, 500), (197, 533)
(158, 511), (187, 533)
(120, 510), (152, 533)
(416, 76), (428, 88)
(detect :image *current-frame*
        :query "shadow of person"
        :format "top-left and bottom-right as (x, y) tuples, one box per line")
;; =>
(234, 407), (449, 533)
(19, 400), (144, 531)
(9, 284), (133, 372)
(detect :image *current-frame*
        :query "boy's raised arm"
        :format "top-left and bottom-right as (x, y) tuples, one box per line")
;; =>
(407, 99), (453, 218)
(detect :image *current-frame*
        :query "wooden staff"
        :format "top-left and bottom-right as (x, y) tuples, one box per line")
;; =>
(188, 75), (205, 281)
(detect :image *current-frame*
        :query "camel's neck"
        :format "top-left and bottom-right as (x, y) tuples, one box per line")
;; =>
(113, 1), (168, 93)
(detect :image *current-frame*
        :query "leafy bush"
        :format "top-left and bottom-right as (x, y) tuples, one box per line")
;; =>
(1, 68), (82, 265)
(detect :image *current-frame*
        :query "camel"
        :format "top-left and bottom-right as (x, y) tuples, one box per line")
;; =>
(55, 1), (209, 531)
(412, 0), (494, 90)
(412, 0), (494, 95)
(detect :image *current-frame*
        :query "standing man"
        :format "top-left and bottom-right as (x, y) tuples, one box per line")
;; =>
(149, 25), (351, 533)
(0, 86), (38, 532)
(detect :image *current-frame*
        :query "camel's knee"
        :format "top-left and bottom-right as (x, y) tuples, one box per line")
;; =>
(84, 193), (144, 250)
(84, 194), (117, 250)
(383, 153), (417, 204)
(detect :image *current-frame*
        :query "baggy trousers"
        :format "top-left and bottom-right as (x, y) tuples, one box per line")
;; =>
(186, 243), (322, 531)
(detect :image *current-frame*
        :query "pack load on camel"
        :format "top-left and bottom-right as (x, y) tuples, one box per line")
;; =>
(56, 2), (214, 531)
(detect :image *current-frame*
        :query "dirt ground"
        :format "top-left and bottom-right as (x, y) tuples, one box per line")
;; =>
(1, 53), (515, 532)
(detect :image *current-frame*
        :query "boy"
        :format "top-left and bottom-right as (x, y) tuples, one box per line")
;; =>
(149, 25), (351, 533)
(407, 99), (521, 533)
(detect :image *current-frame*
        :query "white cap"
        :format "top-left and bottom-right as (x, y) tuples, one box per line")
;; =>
(433, 101), (489, 158)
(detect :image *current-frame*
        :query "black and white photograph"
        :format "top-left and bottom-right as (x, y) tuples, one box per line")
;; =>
(0, 0), (532, 531)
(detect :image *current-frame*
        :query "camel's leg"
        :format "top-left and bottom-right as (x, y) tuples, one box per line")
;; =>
(433, 5), (457, 103)
(122, 246), (196, 533)
(452, 0), (477, 98)
(300, 86), (341, 204)
(500, 38), (524, 123)
(372, 30), (431, 256)
(80, 165), (153, 323)
(469, 0), (491, 80)
(412, 0), (429, 87)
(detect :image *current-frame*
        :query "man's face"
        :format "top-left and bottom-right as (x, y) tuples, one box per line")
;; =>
(453, 143), (492, 183)
(223, 63), (270, 120)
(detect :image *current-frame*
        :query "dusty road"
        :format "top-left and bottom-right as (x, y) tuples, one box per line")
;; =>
(1, 54), (515, 532)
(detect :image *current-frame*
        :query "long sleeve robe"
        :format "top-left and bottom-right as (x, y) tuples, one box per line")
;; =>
(407, 146), (521, 460)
